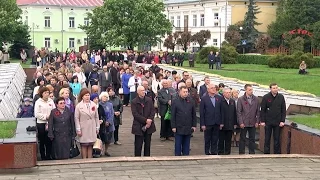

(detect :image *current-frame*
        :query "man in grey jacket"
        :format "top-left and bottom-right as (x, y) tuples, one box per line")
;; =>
(99, 65), (112, 91)
(188, 52), (195, 67)
(237, 84), (260, 154)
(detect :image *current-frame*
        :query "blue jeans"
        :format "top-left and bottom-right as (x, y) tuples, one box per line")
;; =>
(41, 57), (46, 67)
(174, 134), (191, 156)
(216, 62), (221, 70)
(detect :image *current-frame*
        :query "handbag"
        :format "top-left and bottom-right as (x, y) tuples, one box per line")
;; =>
(119, 88), (123, 95)
(37, 57), (41, 62)
(69, 139), (80, 158)
(93, 137), (103, 152)
(164, 106), (171, 120)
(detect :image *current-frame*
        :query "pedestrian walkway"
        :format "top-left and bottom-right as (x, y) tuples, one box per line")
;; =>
(2, 156), (320, 179)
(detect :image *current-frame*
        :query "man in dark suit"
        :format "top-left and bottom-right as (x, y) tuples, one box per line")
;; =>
(260, 83), (286, 154)
(199, 76), (210, 98)
(110, 62), (121, 95)
(99, 65), (112, 91)
(171, 86), (197, 156)
(142, 80), (153, 100)
(218, 88), (238, 155)
(200, 83), (223, 155)
(158, 80), (176, 141)
(131, 86), (156, 157)
(208, 51), (215, 69)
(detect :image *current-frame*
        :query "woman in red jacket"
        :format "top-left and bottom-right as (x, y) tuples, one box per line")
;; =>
(154, 52), (160, 64)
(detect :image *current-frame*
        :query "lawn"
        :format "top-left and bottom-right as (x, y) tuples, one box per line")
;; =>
(288, 114), (320, 130)
(181, 63), (320, 96)
(0, 121), (17, 139)
(9, 58), (33, 68)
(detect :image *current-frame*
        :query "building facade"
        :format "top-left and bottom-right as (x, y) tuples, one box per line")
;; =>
(17, 0), (103, 52)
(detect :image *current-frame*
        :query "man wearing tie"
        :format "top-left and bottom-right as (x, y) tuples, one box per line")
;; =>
(200, 83), (223, 155)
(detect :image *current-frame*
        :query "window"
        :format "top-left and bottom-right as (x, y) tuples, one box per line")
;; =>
(25, 16), (28, 25)
(69, 17), (75, 28)
(200, 14), (204, 26)
(214, 13), (219, 20)
(44, 16), (50, 27)
(214, 22), (219, 27)
(84, 18), (89, 26)
(170, 16), (174, 25)
(213, 39), (218, 46)
(84, 38), (88, 45)
(193, 14), (197, 27)
(177, 16), (180, 27)
(69, 38), (75, 48)
(44, 38), (51, 48)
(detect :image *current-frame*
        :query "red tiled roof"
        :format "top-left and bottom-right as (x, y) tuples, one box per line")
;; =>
(16, 0), (103, 7)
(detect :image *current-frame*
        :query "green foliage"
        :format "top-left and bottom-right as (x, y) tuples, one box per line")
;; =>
(242, 0), (261, 51)
(220, 42), (239, 64)
(196, 46), (219, 64)
(311, 21), (320, 49)
(268, 51), (316, 69)
(190, 30), (211, 49)
(289, 37), (305, 53)
(80, 0), (172, 50)
(237, 55), (270, 65)
(0, 121), (17, 139)
(0, 0), (23, 43)
(163, 32), (179, 52)
(9, 25), (31, 58)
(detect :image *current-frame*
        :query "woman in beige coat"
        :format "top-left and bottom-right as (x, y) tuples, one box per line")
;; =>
(74, 88), (100, 159)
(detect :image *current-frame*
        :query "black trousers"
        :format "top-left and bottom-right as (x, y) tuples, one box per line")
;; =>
(172, 61), (176, 66)
(113, 84), (120, 96)
(177, 61), (183, 66)
(160, 116), (173, 138)
(209, 63), (214, 69)
(84, 72), (90, 87)
(264, 125), (281, 154)
(239, 127), (256, 154)
(218, 130), (233, 155)
(189, 61), (194, 67)
(37, 123), (52, 160)
(114, 125), (120, 142)
(204, 125), (220, 155)
(123, 94), (130, 105)
(134, 133), (152, 156)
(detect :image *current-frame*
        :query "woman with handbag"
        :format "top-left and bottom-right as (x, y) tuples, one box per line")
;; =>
(48, 97), (76, 160)
(107, 88), (123, 145)
(91, 93), (104, 157)
(99, 92), (115, 157)
(74, 88), (100, 159)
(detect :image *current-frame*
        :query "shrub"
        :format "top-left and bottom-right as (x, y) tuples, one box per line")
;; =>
(268, 52), (317, 69)
(236, 55), (270, 65)
(196, 46), (219, 64)
(220, 43), (239, 64)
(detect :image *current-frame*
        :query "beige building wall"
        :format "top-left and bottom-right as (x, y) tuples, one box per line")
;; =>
(229, 1), (277, 33)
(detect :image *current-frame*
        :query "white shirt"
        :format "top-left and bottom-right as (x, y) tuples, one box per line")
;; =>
(128, 76), (142, 92)
(34, 98), (55, 123)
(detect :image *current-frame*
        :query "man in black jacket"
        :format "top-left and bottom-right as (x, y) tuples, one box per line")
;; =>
(149, 60), (160, 75)
(218, 88), (237, 155)
(260, 83), (286, 154)
(208, 51), (215, 69)
(171, 86), (197, 156)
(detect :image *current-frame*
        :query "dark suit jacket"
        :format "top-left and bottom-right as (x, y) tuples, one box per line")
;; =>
(110, 67), (120, 85)
(260, 92), (286, 126)
(131, 96), (156, 136)
(171, 96), (197, 135)
(200, 94), (223, 127)
(221, 98), (237, 130)
(157, 88), (176, 116)
(99, 71), (112, 88)
(199, 84), (207, 98)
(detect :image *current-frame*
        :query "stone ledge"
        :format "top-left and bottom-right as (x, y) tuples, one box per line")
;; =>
(37, 154), (320, 167)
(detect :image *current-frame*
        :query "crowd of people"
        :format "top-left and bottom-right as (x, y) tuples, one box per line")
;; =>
(17, 47), (287, 160)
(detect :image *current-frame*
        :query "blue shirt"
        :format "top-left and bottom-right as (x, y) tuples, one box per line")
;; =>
(210, 96), (216, 107)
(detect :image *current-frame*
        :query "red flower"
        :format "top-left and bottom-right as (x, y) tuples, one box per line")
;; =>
(49, 104), (52, 106)
(230, 102), (233, 105)
(215, 98), (219, 101)
(141, 104), (144, 108)
(55, 111), (60, 116)
(268, 99), (272, 103)
(245, 101), (248, 105)
(92, 106), (95, 111)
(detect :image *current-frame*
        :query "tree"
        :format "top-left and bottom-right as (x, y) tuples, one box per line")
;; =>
(80, 0), (172, 50)
(225, 29), (241, 48)
(255, 34), (271, 54)
(0, 0), (23, 44)
(163, 32), (179, 52)
(190, 30), (211, 49)
(177, 31), (191, 52)
(311, 21), (320, 49)
(268, 0), (320, 48)
(242, 0), (261, 51)
(289, 37), (305, 53)
(9, 25), (31, 58)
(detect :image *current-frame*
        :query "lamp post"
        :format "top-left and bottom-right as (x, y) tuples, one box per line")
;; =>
(30, 23), (39, 47)
(239, 26), (246, 54)
(219, 18), (222, 49)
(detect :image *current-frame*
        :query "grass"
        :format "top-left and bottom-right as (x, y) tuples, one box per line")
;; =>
(0, 121), (18, 139)
(181, 63), (320, 96)
(9, 58), (33, 68)
(288, 114), (320, 130)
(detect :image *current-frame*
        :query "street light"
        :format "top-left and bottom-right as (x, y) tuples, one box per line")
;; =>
(239, 26), (245, 54)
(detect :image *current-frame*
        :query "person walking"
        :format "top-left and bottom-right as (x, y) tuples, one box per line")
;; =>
(260, 83), (286, 154)
(131, 86), (156, 156)
(200, 83), (223, 155)
(171, 86), (197, 156)
(237, 84), (260, 154)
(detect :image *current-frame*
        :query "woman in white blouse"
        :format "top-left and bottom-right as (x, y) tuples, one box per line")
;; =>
(151, 73), (163, 118)
(34, 86), (56, 160)
(73, 67), (86, 88)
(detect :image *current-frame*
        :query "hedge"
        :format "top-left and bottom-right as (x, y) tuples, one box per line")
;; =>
(236, 55), (270, 65)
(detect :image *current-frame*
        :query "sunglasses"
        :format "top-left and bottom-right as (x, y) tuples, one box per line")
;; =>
(58, 102), (65, 105)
